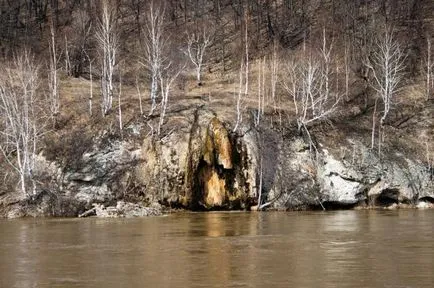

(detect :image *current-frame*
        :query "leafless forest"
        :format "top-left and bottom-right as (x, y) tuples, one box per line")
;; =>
(0, 0), (433, 197)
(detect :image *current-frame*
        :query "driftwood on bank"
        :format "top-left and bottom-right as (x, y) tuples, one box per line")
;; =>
(78, 207), (96, 218)
(79, 201), (162, 218)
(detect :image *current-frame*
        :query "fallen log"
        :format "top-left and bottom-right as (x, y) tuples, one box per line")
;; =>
(78, 207), (96, 218)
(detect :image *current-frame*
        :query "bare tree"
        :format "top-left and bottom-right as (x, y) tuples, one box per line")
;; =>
(233, 60), (245, 133)
(48, 18), (60, 123)
(95, 0), (119, 116)
(118, 62), (123, 135)
(281, 58), (299, 116)
(344, 37), (350, 101)
(281, 52), (340, 150)
(365, 28), (407, 150)
(83, 50), (94, 116)
(243, 9), (250, 97)
(142, 1), (167, 115)
(255, 57), (266, 127)
(233, 8), (250, 133)
(319, 27), (333, 108)
(425, 37), (433, 101)
(0, 51), (41, 196)
(157, 62), (184, 135)
(135, 75), (144, 115)
(184, 26), (212, 85)
(68, 7), (93, 78)
(255, 58), (262, 127)
(64, 35), (72, 76)
(269, 39), (279, 111)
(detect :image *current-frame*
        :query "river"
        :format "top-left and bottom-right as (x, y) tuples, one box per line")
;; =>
(0, 210), (433, 288)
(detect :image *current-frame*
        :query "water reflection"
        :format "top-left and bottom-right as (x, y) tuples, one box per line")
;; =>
(0, 210), (433, 288)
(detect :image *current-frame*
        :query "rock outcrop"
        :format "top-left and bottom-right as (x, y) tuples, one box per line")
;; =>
(262, 132), (434, 210)
(1, 106), (433, 218)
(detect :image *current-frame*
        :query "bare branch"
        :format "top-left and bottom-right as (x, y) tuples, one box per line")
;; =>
(365, 27), (407, 151)
(142, 1), (167, 116)
(184, 25), (212, 84)
(0, 51), (41, 195)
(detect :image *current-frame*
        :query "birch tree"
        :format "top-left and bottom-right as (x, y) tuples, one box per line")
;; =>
(0, 52), (41, 196)
(64, 35), (72, 76)
(281, 52), (340, 150)
(425, 37), (433, 101)
(255, 57), (266, 127)
(142, 1), (167, 115)
(269, 39), (279, 111)
(319, 28), (333, 108)
(184, 27), (212, 85)
(48, 18), (60, 122)
(136, 76), (144, 115)
(243, 9), (249, 97)
(96, 0), (119, 116)
(233, 60), (245, 133)
(118, 62), (123, 135)
(365, 28), (407, 150)
(233, 8), (250, 133)
(83, 50), (94, 116)
(157, 62), (184, 135)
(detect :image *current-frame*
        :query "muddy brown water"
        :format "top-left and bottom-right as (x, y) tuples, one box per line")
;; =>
(0, 210), (433, 288)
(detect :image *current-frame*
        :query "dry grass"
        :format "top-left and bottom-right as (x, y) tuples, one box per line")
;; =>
(51, 53), (434, 168)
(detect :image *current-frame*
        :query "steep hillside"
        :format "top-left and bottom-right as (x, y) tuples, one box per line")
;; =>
(1, 0), (434, 217)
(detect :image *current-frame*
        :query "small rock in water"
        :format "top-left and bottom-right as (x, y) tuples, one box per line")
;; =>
(385, 203), (398, 210)
(416, 201), (433, 209)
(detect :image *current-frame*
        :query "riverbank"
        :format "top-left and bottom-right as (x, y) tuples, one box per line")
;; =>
(1, 90), (434, 218)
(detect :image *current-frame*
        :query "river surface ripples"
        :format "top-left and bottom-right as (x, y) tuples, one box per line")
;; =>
(0, 210), (433, 288)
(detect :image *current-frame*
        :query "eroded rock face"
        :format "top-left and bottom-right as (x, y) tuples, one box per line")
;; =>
(2, 106), (433, 217)
(190, 116), (252, 209)
(196, 118), (235, 208)
(253, 126), (434, 210)
(200, 167), (226, 207)
(204, 118), (233, 169)
(135, 110), (253, 210)
(315, 151), (366, 208)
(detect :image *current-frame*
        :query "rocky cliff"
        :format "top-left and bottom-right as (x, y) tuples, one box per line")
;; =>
(1, 100), (433, 218)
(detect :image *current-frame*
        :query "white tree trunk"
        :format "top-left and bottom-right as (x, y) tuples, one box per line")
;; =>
(270, 40), (278, 111)
(96, 0), (118, 116)
(426, 38), (432, 101)
(83, 50), (93, 116)
(365, 28), (406, 153)
(0, 51), (40, 196)
(157, 64), (183, 135)
(89, 58), (93, 116)
(344, 38), (350, 101)
(233, 61), (244, 133)
(118, 64), (123, 134)
(48, 20), (60, 122)
(64, 35), (71, 76)
(185, 27), (211, 85)
(142, 2), (166, 116)
(136, 76), (143, 115)
(244, 10), (249, 97)
(256, 59), (262, 126)
(371, 98), (377, 149)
